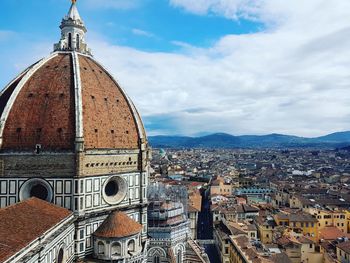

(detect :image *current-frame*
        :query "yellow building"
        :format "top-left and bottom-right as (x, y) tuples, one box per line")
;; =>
(307, 208), (348, 233)
(274, 212), (319, 241)
(255, 216), (276, 244)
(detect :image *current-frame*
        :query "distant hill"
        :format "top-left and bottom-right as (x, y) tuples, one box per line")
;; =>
(148, 132), (350, 149)
(312, 131), (350, 143)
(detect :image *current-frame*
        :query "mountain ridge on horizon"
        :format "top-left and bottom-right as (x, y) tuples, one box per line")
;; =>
(148, 131), (350, 149)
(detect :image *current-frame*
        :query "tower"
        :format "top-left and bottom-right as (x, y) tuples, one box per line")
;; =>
(54, 0), (91, 55)
(0, 0), (150, 261)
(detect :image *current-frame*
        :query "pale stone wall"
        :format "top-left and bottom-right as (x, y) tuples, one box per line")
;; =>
(0, 153), (75, 178)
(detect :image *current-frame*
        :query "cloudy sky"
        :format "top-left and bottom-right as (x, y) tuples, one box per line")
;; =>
(1, 0), (350, 137)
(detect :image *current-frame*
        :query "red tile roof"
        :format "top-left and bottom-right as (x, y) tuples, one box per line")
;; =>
(0, 198), (72, 262)
(94, 211), (142, 238)
(319, 226), (350, 241)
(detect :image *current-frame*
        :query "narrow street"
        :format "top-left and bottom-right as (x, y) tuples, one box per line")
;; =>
(198, 188), (221, 263)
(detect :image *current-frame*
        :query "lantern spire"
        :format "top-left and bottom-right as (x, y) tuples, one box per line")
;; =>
(53, 0), (92, 55)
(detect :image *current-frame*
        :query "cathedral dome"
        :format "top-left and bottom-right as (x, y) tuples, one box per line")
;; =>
(0, 3), (146, 152)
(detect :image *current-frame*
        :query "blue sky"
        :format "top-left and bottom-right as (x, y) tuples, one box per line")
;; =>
(0, 1), (261, 47)
(1, 0), (350, 137)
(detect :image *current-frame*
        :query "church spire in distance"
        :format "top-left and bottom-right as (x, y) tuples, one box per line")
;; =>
(54, 0), (92, 55)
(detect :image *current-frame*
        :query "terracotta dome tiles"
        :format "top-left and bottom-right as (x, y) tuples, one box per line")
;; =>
(79, 55), (139, 149)
(2, 54), (76, 151)
(0, 52), (144, 152)
(93, 211), (142, 238)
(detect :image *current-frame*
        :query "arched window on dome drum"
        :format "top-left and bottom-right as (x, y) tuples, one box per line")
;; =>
(68, 33), (72, 49)
(76, 34), (80, 50)
(127, 239), (136, 253)
(111, 242), (121, 256)
(98, 241), (105, 255)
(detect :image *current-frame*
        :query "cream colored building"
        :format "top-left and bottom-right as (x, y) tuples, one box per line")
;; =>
(211, 177), (234, 196)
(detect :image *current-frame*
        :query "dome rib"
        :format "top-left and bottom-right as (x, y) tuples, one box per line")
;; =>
(72, 52), (84, 147)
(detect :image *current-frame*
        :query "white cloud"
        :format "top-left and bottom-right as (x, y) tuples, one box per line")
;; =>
(169, 0), (261, 20)
(88, 0), (350, 137)
(131, 29), (156, 38)
(2, 1), (350, 137)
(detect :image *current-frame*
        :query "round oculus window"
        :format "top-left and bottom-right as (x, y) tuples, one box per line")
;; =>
(19, 178), (53, 202)
(105, 180), (119, 196)
(102, 176), (127, 205)
(30, 183), (49, 200)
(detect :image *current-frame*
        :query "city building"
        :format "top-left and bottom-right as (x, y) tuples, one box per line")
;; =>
(228, 235), (292, 263)
(274, 212), (319, 241)
(255, 215), (276, 244)
(211, 177), (234, 196)
(336, 241), (350, 263)
(307, 208), (349, 233)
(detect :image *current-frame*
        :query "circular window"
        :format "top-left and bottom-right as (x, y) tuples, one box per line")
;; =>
(19, 178), (53, 202)
(102, 176), (127, 205)
(105, 180), (119, 196)
(30, 184), (49, 200)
